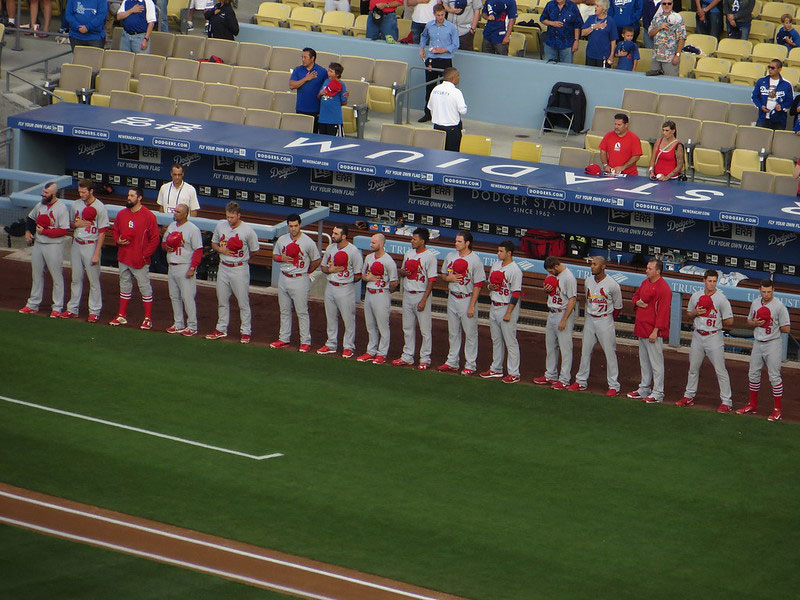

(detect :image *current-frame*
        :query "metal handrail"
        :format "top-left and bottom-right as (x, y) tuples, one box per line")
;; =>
(5, 70), (64, 102)
(397, 64), (445, 125)
(5, 47), (72, 93)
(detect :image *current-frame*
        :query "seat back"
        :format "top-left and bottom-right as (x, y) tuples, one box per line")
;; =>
(205, 39), (239, 65)
(380, 124), (415, 145)
(109, 91), (143, 111)
(58, 63), (93, 92)
(198, 62), (233, 84)
(666, 116), (702, 145)
(751, 42), (787, 63)
(245, 108), (282, 128)
(373, 59), (408, 87)
(269, 46), (301, 72)
(133, 54), (166, 80)
(339, 55), (375, 82)
(342, 79), (368, 106)
(621, 89), (659, 113)
(172, 34), (207, 60)
(279, 112), (315, 133)
(735, 125), (773, 152)
(164, 57), (199, 79)
(692, 98), (729, 122)
(727, 102), (757, 126)
(558, 147), (591, 168)
(95, 69), (131, 95)
(141, 95), (177, 115)
(589, 106), (627, 134)
(265, 69), (291, 92)
(774, 174), (799, 195)
(412, 128), (446, 150)
(102, 50), (135, 72)
(149, 31), (175, 57)
(656, 93), (693, 117)
(629, 111), (666, 144)
(237, 87), (274, 110)
(138, 74), (172, 97)
(686, 33), (718, 55)
(236, 42), (272, 69)
(72, 46), (105, 72)
(771, 129), (800, 159)
(203, 83), (239, 105)
(510, 140), (543, 162)
(175, 99), (212, 119)
(698, 120), (737, 150)
(169, 78), (205, 101)
(272, 91), (298, 113)
(740, 169), (775, 191)
(231, 66), (267, 89)
(210, 105), (246, 124)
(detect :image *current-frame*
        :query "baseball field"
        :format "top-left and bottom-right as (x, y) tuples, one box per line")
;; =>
(2, 307), (800, 599)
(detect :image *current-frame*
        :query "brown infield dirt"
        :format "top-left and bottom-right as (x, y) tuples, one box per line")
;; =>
(1, 250), (798, 597)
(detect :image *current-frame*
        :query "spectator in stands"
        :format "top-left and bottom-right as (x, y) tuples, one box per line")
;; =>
(443, 0), (481, 50)
(418, 4), (459, 122)
(482, 0), (517, 55)
(722, 0), (752, 41)
(65, 0), (107, 49)
(599, 113), (642, 175)
(317, 62), (348, 136)
(27, 0), (51, 36)
(792, 158), (800, 195)
(205, 0), (238, 39)
(646, 1), (686, 77)
(325, 0), (350, 11)
(695, 0), (721, 40)
(366, 0), (402, 41)
(540, 0), (582, 63)
(776, 14), (800, 50)
(158, 0), (167, 31)
(428, 67), (467, 151)
(609, 0), (641, 41)
(752, 60), (794, 131)
(6, 0), (16, 27)
(649, 120), (685, 180)
(614, 25), (639, 69)
(408, 0), (440, 44)
(186, 0), (213, 31)
(290, 47), (328, 133)
(641, 0), (661, 48)
(117, 0), (157, 53)
(581, 0), (615, 67)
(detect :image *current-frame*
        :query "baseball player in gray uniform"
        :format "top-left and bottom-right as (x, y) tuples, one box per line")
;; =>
(19, 182), (70, 318)
(676, 270), (734, 412)
(317, 224), (363, 359)
(393, 227), (438, 370)
(737, 279), (791, 421)
(535, 256), (577, 389)
(62, 179), (109, 323)
(437, 230), (486, 376)
(206, 201), (260, 344)
(270, 213), (322, 352)
(568, 256), (623, 395)
(480, 241), (523, 383)
(163, 203), (204, 336)
(358, 233), (399, 364)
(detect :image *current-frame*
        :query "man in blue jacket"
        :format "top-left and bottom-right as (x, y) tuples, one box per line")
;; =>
(610, 0), (641, 41)
(65, 0), (108, 49)
(752, 60), (794, 131)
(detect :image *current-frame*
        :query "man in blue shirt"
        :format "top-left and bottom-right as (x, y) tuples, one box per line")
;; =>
(695, 0), (722, 40)
(117, 0), (157, 54)
(289, 47), (328, 134)
(540, 0), (583, 63)
(482, 0), (517, 55)
(65, 0), (107, 49)
(418, 4), (459, 122)
(752, 59), (794, 131)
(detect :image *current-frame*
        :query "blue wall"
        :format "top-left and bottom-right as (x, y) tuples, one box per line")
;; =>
(237, 24), (754, 129)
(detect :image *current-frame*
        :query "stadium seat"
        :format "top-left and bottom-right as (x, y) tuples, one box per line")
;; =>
(72, 46), (104, 73)
(752, 0), (762, 19)
(637, 140), (652, 169)
(53, 64), (92, 104)
(508, 32), (527, 57)
(692, 147), (727, 180)
(131, 54), (166, 93)
(172, 35), (206, 60)
(245, 108), (282, 128)
(729, 148), (761, 182)
(316, 51), (340, 69)
(657, 93), (693, 117)
(166, 0), (188, 28)
(109, 90), (143, 111)
(280, 113), (315, 133)
(759, 1), (792, 23)
(90, 69), (131, 107)
(205, 39), (239, 65)
(269, 46), (301, 72)
(169, 78), (204, 101)
(773, 174), (798, 195)
(515, 14), (542, 56)
(692, 98), (729, 122)
(630, 111), (667, 143)
(751, 42), (787, 64)
(584, 133), (603, 152)
(766, 155), (795, 175)
(320, 10), (355, 34)
(692, 120), (737, 181)
(412, 128), (446, 150)
(747, 19), (776, 43)
(510, 140), (543, 162)
(198, 62), (233, 84)
(288, 6), (322, 30)
(395, 18), (412, 41)
(210, 104), (246, 124)
(164, 57), (199, 79)
(265, 70), (290, 92)
(282, 0), (305, 7)
(787, 46), (800, 67)
(373, 59), (408, 87)
(149, 31), (175, 57)
(666, 116), (702, 146)
(473, 28), (483, 52)
(380, 124), (415, 145)
(622, 89), (659, 113)
(517, 0), (535, 11)
(367, 85), (395, 113)
(340, 55), (375, 82)
(137, 73), (172, 97)
(230, 66), (267, 89)
(770, 129), (800, 159)
(102, 50), (135, 73)
(740, 169), (775, 191)
(782, 66), (800, 88)
(272, 91), (297, 113)
(460, 134), (492, 156)
(342, 79), (368, 106)
(111, 26), (122, 50)
(203, 82), (238, 105)
(692, 56), (730, 82)
(236, 42), (272, 69)
(351, 14), (369, 38)
(679, 52), (698, 78)
(727, 61), (766, 86)
(634, 48), (653, 73)
(727, 102), (756, 126)
(685, 33), (718, 55)
(714, 38), (753, 61)
(237, 87), (274, 110)
(573, 39), (587, 65)
(254, 2), (291, 26)
(589, 106), (627, 135)
(679, 10), (696, 33)
(141, 95), (176, 115)
(175, 99), (212, 119)
(342, 106), (356, 136)
(559, 147), (592, 168)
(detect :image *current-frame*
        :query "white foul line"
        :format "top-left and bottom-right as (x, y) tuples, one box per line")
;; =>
(0, 395), (283, 461)
(0, 490), (450, 600)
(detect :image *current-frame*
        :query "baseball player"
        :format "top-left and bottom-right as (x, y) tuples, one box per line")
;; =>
(61, 179), (109, 323)
(676, 270), (734, 412)
(206, 201), (260, 344)
(270, 214), (322, 352)
(392, 227), (438, 370)
(109, 187), (160, 329)
(19, 182), (70, 318)
(535, 256), (577, 389)
(568, 256), (623, 395)
(437, 230), (486, 376)
(317, 224), (363, 358)
(480, 241), (523, 384)
(627, 259), (672, 403)
(162, 203), (204, 336)
(736, 279), (791, 421)
(157, 163), (200, 216)
(358, 233), (399, 364)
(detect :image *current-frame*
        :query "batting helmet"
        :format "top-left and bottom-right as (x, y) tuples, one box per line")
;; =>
(755, 305), (772, 326)
(284, 241), (301, 258)
(489, 270), (505, 286)
(333, 250), (349, 267)
(82, 205), (97, 223)
(226, 235), (243, 252)
(452, 258), (469, 276)
(370, 260), (385, 277)
(544, 275), (559, 296)
(405, 258), (419, 277)
(166, 231), (183, 249)
(696, 295), (715, 313)
(36, 214), (50, 228)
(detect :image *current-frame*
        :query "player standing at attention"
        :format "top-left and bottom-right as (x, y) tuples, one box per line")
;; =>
(392, 227), (439, 370)
(535, 256), (578, 389)
(270, 214), (322, 352)
(206, 201), (260, 343)
(358, 233), (399, 364)
(109, 187), (159, 329)
(19, 182), (70, 318)
(61, 179), (109, 323)
(480, 240), (523, 383)
(676, 270), (734, 412)
(163, 203), (204, 337)
(316, 224), (363, 358)
(437, 230), (486, 376)
(568, 256), (623, 395)
(736, 279), (791, 421)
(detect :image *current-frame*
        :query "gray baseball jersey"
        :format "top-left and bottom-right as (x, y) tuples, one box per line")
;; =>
(66, 198), (109, 317)
(683, 289), (733, 404)
(322, 241), (363, 284)
(212, 220), (259, 335)
(441, 250), (485, 371)
(400, 248), (439, 365)
(748, 296), (791, 394)
(164, 220), (203, 331)
(545, 267), (577, 384)
(275, 232), (321, 346)
(363, 252), (398, 357)
(25, 199), (70, 313)
(488, 260), (523, 377)
(575, 274), (623, 390)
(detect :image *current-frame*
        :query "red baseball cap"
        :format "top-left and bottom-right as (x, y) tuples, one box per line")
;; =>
(370, 260), (385, 277)
(226, 235), (243, 252)
(405, 258), (419, 275)
(36, 214), (50, 228)
(166, 231), (183, 249)
(489, 270), (505, 286)
(452, 258), (469, 275)
(333, 250), (348, 267)
(284, 241), (301, 258)
(755, 305), (772, 326)
(544, 275), (559, 295)
(82, 205), (97, 222)
(696, 294), (715, 312)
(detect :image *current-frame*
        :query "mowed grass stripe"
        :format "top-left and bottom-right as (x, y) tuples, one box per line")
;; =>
(1, 311), (799, 599)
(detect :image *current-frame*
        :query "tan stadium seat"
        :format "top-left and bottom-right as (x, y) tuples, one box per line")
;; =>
(237, 87), (273, 110)
(231, 66), (267, 89)
(320, 10), (355, 35)
(253, 2), (291, 27)
(508, 32), (527, 57)
(367, 85), (395, 113)
(265, 70), (291, 92)
(205, 39), (239, 65)
(584, 133), (603, 152)
(280, 112), (315, 133)
(736, 125), (773, 153)
(166, 0), (189, 28)
(759, 1), (792, 23)
(657, 93), (693, 117)
(679, 11), (696, 33)
(340, 55), (375, 82)
(713, 38), (753, 61)
(747, 19), (776, 43)
(109, 90), (143, 111)
(169, 78), (205, 101)
(751, 42), (787, 64)
(692, 98), (729, 122)
(782, 66), (800, 89)
(692, 57), (731, 82)
(740, 170), (774, 191)
(634, 48), (653, 73)
(72, 46), (104, 73)
(412, 128), (446, 150)
(727, 102), (757, 126)
(351, 14), (369, 38)
(175, 99), (212, 120)
(172, 34), (206, 60)
(269, 46), (301, 72)
(131, 54), (166, 93)
(511, 140), (543, 162)
(622, 89), (659, 113)
(287, 6), (322, 30)
(111, 26), (123, 50)
(729, 149), (761, 182)
(685, 33), (718, 56)
(236, 42), (272, 69)
(787, 46), (800, 68)
(771, 130), (800, 160)
(90, 68), (131, 107)
(203, 83), (238, 106)
(380, 124), (415, 145)
(559, 147), (592, 168)
(373, 59), (408, 88)
(460, 134), (492, 156)
(692, 147), (727, 180)
(679, 53), (698, 78)
(472, 28), (483, 52)
(316, 52), (341, 69)
(515, 14), (541, 56)
(637, 140), (652, 169)
(102, 50), (135, 72)
(272, 91), (297, 113)
(53, 64), (92, 103)
(342, 106), (356, 136)
(588, 106), (627, 135)
(149, 31), (175, 57)
(341, 79), (368, 106)
(766, 155), (795, 175)
(210, 105), (246, 124)
(197, 62), (233, 84)
(666, 116), (702, 146)
(629, 111), (665, 144)
(728, 62), (766, 86)
(141, 95), (176, 115)
(137, 73), (172, 97)
(692, 121), (738, 181)
(245, 108), (282, 128)
(164, 57), (199, 79)
(774, 174), (799, 195)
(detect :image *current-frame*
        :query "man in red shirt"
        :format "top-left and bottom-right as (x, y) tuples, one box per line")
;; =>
(110, 187), (160, 329)
(599, 113), (642, 176)
(627, 259), (672, 403)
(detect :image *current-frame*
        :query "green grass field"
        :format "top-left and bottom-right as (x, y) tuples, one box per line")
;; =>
(1, 310), (799, 599)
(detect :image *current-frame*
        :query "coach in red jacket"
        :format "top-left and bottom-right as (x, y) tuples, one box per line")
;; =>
(627, 258), (672, 403)
(109, 186), (159, 330)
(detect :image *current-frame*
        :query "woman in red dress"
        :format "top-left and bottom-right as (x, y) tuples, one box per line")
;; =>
(648, 120), (685, 181)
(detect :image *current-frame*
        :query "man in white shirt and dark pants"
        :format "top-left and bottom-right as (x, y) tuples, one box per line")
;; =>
(428, 67), (467, 151)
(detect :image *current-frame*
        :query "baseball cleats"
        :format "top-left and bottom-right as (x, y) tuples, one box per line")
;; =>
(316, 346), (336, 355)
(87, 314), (100, 324)
(551, 382), (567, 390)
(298, 344), (311, 353)
(626, 390), (644, 399)
(341, 349), (354, 359)
(461, 368), (475, 376)
(605, 389), (620, 397)
(675, 397), (695, 407)
(736, 403), (758, 415)
(533, 376), (556, 385)
(240, 334), (251, 344)
(181, 328), (196, 337)
(140, 317), (153, 330)
(416, 363), (430, 370)
(205, 330), (227, 340)
(49, 311), (61, 318)
(18, 306), (37, 314)
(166, 325), (184, 334)
(108, 315), (128, 326)
(391, 358), (413, 367)
(566, 383), (587, 392)
(480, 370), (504, 379)
(356, 353), (375, 362)
(717, 404), (732, 414)
(643, 397), (662, 404)
(269, 340), (289, 349)
(373, 355), (386, 365)
(768, 409), (783, 421)
(59, 311), (79, 319)
(502, 375), (520, 384)
(436, 364), (458, 373)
